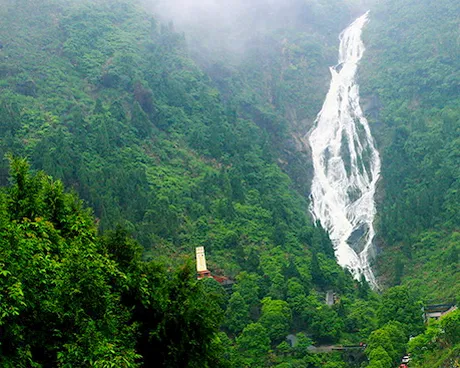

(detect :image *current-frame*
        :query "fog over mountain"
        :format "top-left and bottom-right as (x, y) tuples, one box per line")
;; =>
(0, 0), (458, 366)
(144, 0), (376, 58)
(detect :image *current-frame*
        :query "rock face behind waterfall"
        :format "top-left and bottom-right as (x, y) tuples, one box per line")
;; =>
(307, 12), (381, 288)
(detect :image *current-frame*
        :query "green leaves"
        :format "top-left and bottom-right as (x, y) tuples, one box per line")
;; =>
(0, 158), (226, 366)
(309, 305), (343, 344)
(366, 321), (407, 367)
(236, 323), (271, 367)
(440, 309), (460, 346)
(361, 0), (460, 300)
(224, 292), (250, 335)
(408, 309), (460, 366)
(259, 298), (292, 343)
(377, 286), (425, 337)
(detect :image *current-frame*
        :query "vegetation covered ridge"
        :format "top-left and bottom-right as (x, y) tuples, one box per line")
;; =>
(0, 0), (333, 271)
(0, 0), (459, 366)
(0, 157), (447, 368)
(360, 0), (459, 301)
(0, 157), (225, 367)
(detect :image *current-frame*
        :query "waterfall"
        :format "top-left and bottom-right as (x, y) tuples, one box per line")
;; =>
(308, 12), (381, 288)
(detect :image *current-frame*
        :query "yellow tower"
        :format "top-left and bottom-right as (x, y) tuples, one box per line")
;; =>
(196, 246), (211, 279)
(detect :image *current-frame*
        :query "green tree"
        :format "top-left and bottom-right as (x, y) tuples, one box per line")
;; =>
(366, 321), (407, 366)
(236, 323), (271, 367)
(132, 261), (225, 367)
(407, 320), (440, 362)
(378, 286), (424, 336)
(224, 292), (250, 335)
(0, 158), (226, 367)
(233, 272), (261, 317)
(294, 332), (313, 357)
(345, 299), (378, 338)
(287, 277), (309, 329)
(310, 306), (343, 343)
(367, 346), (393, 368)
(0, 157), (140, 367)
(440, 308), (460, 345)
(259, 298), (292, 343)
(287, 278), (307, 313)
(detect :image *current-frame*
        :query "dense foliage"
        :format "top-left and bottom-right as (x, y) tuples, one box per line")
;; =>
(408, 309), (460, 368)
(0, 0), (341, 280)
(0, 0), (458, 366)
(0, 0), (348, 275)
(184, 0), (372, 196)
(360, 0), (460, 300)
(0, 158), (433, 367)
(0, 0), (384, 366)
(0, 158), (226, 367)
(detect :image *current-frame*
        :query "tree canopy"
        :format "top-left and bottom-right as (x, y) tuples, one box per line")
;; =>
(0, 157), (226, 367)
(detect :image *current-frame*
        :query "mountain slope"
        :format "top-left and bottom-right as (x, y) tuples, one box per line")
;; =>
(2, 0), (459, 366)
(0, 0), (367, 339)
(1, 0), (318, 263)
(0, 1), (397, 366)
(360, 0), (460, 299)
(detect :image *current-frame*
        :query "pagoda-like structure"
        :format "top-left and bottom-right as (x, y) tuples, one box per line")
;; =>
(195, 246), (211, 279)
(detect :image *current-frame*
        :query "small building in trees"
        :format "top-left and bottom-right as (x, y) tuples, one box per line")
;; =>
(423, 303), (457, 322)
(195, 246), (234, 287)
(196, 246), (211, 279)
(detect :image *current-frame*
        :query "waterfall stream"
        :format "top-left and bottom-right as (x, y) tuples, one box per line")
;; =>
(308, 12), (381, 288)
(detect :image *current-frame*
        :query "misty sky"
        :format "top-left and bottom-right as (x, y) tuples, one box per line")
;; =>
(148, 0), (318, 56)
(148, 0), (286, 57)
(145, 0), (375, 61)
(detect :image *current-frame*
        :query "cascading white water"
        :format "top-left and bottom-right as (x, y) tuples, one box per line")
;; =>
(308, 12), (381, 288)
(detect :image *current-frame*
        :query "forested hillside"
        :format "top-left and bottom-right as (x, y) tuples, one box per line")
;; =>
(0, 158), (429, 367)
(159, 0), (373, 195)
(0, 0), (380, 366)
(1, 0), (331, 270)
(0, 0), (459, 366)
(0, 157), (227, 367)
(360, 0), (460, 300)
